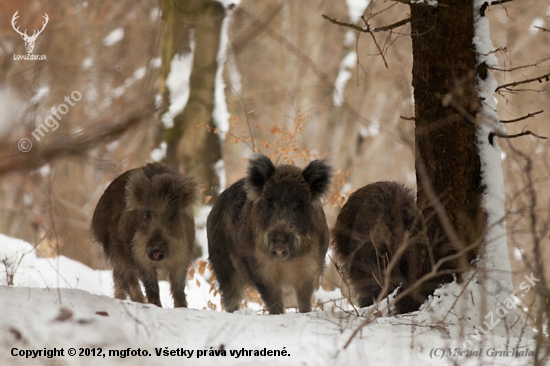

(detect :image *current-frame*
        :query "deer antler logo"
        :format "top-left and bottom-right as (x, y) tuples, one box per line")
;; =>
(11, 11), (49, 54)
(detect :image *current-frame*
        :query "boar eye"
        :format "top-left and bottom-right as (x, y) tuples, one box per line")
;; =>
(143, 210), (152, 219)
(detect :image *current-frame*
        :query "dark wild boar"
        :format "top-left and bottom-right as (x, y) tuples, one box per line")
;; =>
(207, 155), (332, 314)
(91, 163), (197, 308)
(331, 181), (426, 314)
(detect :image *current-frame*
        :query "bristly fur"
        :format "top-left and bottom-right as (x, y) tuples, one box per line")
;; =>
(244, 154), (276, 201)
(91, 162), (197, 308)
(331, 181), (427, 314)
(302, 159), (332, 200)
(208, 154), (332, 315)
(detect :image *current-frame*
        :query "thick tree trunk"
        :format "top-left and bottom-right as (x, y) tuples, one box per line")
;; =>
(159, 0), (225, 200)
(409, 1), (485, 302)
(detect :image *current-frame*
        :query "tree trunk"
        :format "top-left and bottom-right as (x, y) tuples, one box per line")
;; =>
(159, 0), (225, 200)
(409, 1), (486, 303)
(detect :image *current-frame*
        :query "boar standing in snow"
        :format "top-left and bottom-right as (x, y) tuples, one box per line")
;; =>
(91, 163), (197, 308)
(331, 181), (426, 314)
(207, 155), (332, 314)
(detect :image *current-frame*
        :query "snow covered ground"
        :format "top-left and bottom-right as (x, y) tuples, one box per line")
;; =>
(0, 234), (537, 365)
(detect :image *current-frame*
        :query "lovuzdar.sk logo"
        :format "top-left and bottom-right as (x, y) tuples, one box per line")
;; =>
(11, 10), (48, 60)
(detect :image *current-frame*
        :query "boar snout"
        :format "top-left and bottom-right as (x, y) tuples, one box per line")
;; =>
(148, 247), (165, 261)
(269, 246), (289, 260)
(267, 229), (295, 260)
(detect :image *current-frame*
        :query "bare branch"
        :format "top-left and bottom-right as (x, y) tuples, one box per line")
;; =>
(491, 0), (515, 5)
(535, 26), (550, 33)
(496, 72), (550, 91)
(444, 96), (547, 141)
(391, 0), (441, 6)
(501, 110), (543, 124)
(492, 130), (548, 141)
(0, 107), (155, 176)
(321, 14), (411, 34)
(490, 57), (550, 72)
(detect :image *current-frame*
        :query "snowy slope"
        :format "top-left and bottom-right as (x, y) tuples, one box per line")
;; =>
(0, 234), (536, 366)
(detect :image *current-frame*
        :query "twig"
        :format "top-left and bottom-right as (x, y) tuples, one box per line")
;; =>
(321, 14), (411, 34)
(445, 96), (547, 140)
(501, 110), (543, 124)
(0, 107), (155, 176)
(496, 72), (550, 91)
(492, 130), (548, 140)
(491, 0), (515, 5)
(391, 0), (440, 6)
(491, 57), (550, 72)
(534, 26), (550, 33)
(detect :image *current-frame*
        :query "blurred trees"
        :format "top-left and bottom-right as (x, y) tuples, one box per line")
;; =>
(0, 0), (547, 307)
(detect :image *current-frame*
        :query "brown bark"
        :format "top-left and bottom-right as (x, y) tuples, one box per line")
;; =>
(160, 0), (225, 200)
(410, 0), (485, 296)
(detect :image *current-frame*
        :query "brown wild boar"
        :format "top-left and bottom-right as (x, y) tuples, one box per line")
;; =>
(91, 163), (197, 308)
(331, 181), (426, 314)
(207, 154), (332, 314)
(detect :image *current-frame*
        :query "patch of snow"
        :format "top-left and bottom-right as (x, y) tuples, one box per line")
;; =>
(0, 231), (536, 365)
(333, 51), (357, 106)
(81, 57), (93, 69)
(472, 0), (514, 342)
(150, 57), (161, 68)
(30, 86), (50, 104)
(346, 0), (370, 21)
(162, 36), (195, 129)
(214, 16), (231, 134)
(112, 67), (147, 98)
(150, 141), (167, 162)
(103, 28), (124, 47)
(226, 52), (242, 96)
(411, 0), (438, 5)
(150, 7), (161, 21)
(195, 205), (211, 261)
(214, 159), (227, 193)
(529, 18), (545, 35)
(219, 0), (242, 7)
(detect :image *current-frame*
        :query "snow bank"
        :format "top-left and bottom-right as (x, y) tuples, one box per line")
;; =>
(0, 234), (535, 365)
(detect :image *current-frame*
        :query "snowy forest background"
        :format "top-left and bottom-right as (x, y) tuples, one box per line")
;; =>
(0, 0), (550, 364)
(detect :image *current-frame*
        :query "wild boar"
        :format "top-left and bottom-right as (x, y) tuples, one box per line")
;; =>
(207, 154), (332, 314)
(91, 163), (197, 308)
(331, 181), (426, 314)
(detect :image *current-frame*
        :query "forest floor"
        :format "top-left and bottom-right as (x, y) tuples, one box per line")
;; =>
(0, 234), (536, 366)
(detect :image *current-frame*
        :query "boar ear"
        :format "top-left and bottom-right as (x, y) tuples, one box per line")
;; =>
(174, 176), (199, 211)
(302, 159), (332, 200)
(245, 154), (276, 200)
(125, 169), (150, 210)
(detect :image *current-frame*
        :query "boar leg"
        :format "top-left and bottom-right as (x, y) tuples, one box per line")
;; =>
(169, 267), (188, 308)
(256, 281), (284, 315)
(113, 267), (145, 303)
(219, 272), (245, 313)
(139, 268), (162, 307)
(296, 279), (315, 313)
(353, 277), (380, 308)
